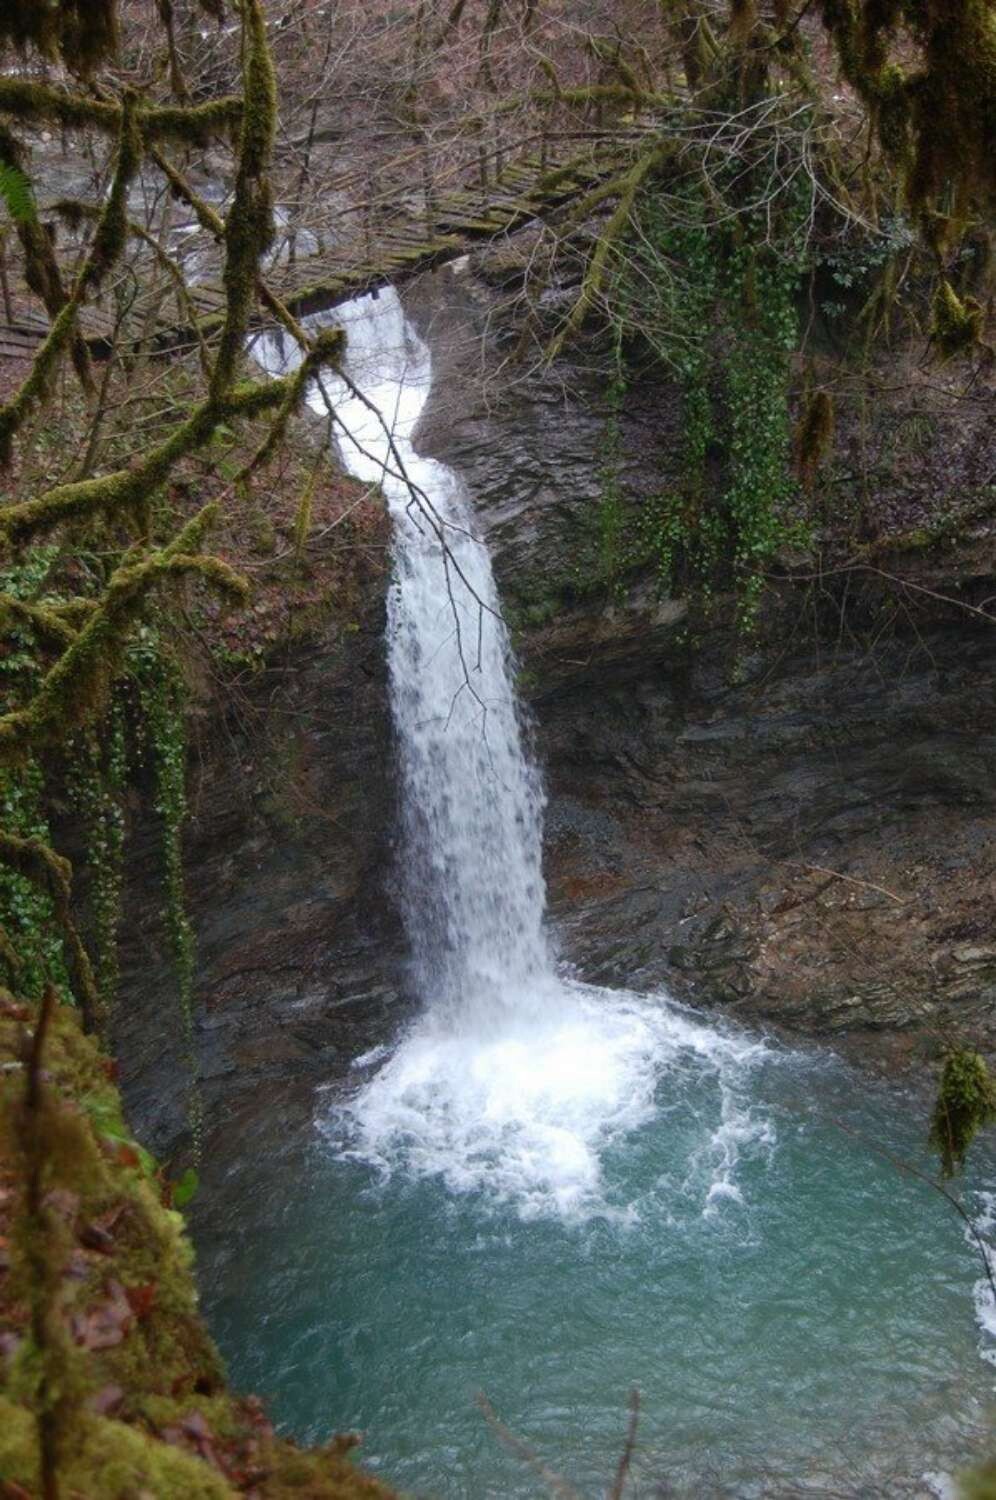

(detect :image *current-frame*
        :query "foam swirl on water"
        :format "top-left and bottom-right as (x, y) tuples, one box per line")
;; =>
(329, 981), (771, 1220)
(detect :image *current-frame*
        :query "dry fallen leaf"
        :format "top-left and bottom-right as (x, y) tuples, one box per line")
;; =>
(125, 1282), (157, 1320)
(44, 1188), (79, 1222)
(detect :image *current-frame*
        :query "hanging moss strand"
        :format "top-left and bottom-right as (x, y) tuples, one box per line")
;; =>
(67, 717), (126, 1017)
(135, 644), (201, 1159)
(929, 1048), (996, 1177)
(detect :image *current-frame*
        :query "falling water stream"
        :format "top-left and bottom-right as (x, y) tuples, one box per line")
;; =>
(193, 290), (996, 1496)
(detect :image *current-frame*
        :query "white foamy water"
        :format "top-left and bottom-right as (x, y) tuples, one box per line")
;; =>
(331, 979), (770, 1221)
(255, 290), (771, 1220)
(969, 1188), (996, 1363)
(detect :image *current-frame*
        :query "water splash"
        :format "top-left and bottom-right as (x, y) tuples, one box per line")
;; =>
(327, 980), (771, 1221)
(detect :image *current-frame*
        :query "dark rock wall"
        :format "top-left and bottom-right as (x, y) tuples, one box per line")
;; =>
(116, 595), (407, 1153)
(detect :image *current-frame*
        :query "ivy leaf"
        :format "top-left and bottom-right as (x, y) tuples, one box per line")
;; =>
(172, 1166), (199, 1208)
(84, 1098), (157, 1177)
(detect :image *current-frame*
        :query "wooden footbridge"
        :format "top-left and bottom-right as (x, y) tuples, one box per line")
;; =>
(0, 145), (631, 362)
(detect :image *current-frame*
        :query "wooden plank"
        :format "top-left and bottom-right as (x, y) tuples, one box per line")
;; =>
(78, 307), (116, 340)
(104, 148), (633, 351)
(0, 325), (44, 348)
(434, 214), (513, 233)
(475, 192), (538, 214)
(189, 285), (226, 309)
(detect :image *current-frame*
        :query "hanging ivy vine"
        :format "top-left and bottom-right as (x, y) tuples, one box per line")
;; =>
(1, 544), (204, 1147)
(66, 709), (127, 1015)
(0, 758), (71, 999)
(721, 232), (804, 628)
(0, 547), (71, 999)
(592, 169), (809, 632)
(130, 624), (202, 1157)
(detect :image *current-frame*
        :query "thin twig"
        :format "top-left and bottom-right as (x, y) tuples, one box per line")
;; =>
(476, 1394), (582, 1500)
(609, 1387), (640, 1500)
(829, 1116), (996, 1306)
(794, 863), (906, 906)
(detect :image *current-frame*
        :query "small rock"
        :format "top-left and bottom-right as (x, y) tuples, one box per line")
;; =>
(953, 945), (996, 965)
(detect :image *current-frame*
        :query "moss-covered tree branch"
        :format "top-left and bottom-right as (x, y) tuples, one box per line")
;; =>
(0, 379), (288, 548)
(210, 0), (278, 400)
(0, 79), (241, 145)
(0, 96), (142, 464)
(0, 527), (247, 767)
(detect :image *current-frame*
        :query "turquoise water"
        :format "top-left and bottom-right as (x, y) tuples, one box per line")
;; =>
(193, 995), (996, 1498)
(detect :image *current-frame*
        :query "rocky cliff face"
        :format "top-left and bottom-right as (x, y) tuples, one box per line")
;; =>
(115, 584), (408, 1154)
(118, 267), (996, 1153)
(411, 265), (996, 1073)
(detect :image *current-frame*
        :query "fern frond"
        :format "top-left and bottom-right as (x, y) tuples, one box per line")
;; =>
(0, 160), (36, 224)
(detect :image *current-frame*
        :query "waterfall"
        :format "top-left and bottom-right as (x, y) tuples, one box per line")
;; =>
(325, 291), (553, 1022)
(256, 287), (769, 1221)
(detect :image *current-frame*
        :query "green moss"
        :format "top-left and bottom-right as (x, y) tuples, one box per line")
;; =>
(929, 1047), (996, 1176)
(0, 0), (118, 76)
(238, 329), (346, 483)
(0, 528), (248, 767)
(83, 94), (142, 293)
(931, 278), (985, 359)
(0, 79), (240, 144)
(0, 1397), (234, 1498)
(0, 381), (286, 548)
(0, 300), (82, 467)
(145, 97), (243, 148)
(294, 468), (318, 563)
(0, 124), (93, 394)
(548, 141), (674, 358)
(0, 1003), (396, 1498)
(964, 1460), (996, 1499)
(0, 96), (142, 467)
(819, 0), (996, 224)
(211, 0), (278, 400)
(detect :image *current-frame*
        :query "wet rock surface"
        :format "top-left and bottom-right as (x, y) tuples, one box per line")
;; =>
(533, 612), (996, 1069)
(115, 590), (410, 1154)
